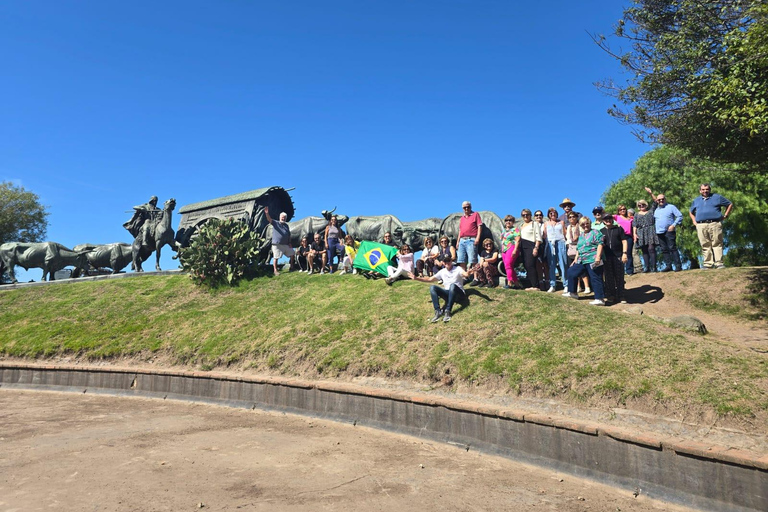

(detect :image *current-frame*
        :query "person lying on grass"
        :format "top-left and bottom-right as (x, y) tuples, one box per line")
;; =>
(412, 255), (473, 323)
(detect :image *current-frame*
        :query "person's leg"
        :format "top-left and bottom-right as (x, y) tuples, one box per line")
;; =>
(521, 239), (539, 288)
(587, 265), (605, 300)
(667, 230), (682, 270)
(624, 237), (634, 275)
(415, 259), (425, 277)
(696, 223), (712, 268)
(502, 247), (519, 285)
(567, 263), (585, 293)
(466, 241), (478, 267)
(445, 284), (465, 313)
(430, 285), (448, 311)
(547, 242), (557, 288)
(485, 261), (498, 286)
(457, 239), (469, 270)
(604, 256), (619, 299)
(710, 221), (725, 267)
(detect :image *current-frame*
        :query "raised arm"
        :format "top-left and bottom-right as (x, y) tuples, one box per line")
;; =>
(264, 206), (273, 224)
(644, 186), (658, 202)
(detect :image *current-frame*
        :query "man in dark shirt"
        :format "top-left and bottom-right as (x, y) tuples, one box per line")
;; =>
(600, 215), (628, 303)
(309, 233), (327, 274)
(689, 183), (733, 269)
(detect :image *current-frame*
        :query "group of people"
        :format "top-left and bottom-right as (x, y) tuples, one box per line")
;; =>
(265, 184), (733, 322)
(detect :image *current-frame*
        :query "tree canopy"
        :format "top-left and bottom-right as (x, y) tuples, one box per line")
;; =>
(595, 1), (768, 170)
(602, 146), (768, 268)
(0, 181), (48, 245)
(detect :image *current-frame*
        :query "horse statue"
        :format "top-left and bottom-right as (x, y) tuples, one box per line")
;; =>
(131, 198), (179, 272)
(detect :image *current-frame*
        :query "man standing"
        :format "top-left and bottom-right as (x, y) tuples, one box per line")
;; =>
(413, 255), (472, 323)
(645, 187), (683, 272)
(558, 198), (582, 224)
(592, 206), (606, 231)
(265, 206), (294, 276)
(689, 183), (733, 269)
(456, 201), (483, 270)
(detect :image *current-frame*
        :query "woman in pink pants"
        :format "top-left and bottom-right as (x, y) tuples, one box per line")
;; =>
(500, 215), (522, 289)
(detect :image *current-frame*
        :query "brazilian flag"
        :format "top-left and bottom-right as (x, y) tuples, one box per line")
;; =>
(353, 241), (398, 276)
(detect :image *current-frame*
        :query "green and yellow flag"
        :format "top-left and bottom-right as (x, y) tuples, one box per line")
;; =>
(353, 241), (398, 276)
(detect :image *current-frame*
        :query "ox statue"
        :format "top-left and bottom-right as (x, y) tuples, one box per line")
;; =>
(345, 214), (405, 246)
(0, 242), (90, 283)
(74, 243), (133, 274)
(401, 218), (442, 252)
(132, 198), (180, 272)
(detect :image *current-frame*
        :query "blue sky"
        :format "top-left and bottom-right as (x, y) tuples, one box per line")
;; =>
(2, 1), (649, 278)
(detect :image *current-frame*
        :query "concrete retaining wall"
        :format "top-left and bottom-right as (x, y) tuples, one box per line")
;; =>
(1, 363), (765, 511)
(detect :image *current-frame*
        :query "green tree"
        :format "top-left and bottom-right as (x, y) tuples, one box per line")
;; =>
(602, 146), (768, 268)
(0, 181), (49, 283)
(595, 1), (768, 169)
(0, 181), (49, 244)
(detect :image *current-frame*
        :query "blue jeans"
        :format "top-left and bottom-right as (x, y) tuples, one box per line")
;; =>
(657, 230), (682, 271)
(547, 239), (568, 288)
(430, 284), (465, 313)
(457, 238), (477, 265)
(567, 263), (605, 300)
(624, 237), (635, 275)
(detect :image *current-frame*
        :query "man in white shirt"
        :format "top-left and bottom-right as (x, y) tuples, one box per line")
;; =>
(412, 255), (473, 323)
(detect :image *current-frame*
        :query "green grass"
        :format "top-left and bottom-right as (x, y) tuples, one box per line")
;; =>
(672, 267), (768, 321)
(1, 272), (767, 424)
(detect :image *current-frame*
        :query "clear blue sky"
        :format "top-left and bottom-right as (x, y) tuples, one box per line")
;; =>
(2, 1), (649, 278)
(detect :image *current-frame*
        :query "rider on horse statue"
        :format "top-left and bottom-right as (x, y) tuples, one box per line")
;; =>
(123, 196), (162, 246)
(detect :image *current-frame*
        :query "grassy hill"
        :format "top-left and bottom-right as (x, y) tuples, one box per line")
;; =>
(1, 269), (767, 430)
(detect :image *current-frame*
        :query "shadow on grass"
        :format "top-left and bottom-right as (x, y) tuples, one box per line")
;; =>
(626, 284), (664, 305)
(448, 288), (494, 317)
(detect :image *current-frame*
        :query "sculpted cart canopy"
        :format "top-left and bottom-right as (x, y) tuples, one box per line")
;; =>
(175, 187), (296, 247)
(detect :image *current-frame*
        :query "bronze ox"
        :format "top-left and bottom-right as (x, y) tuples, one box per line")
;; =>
(73, 243), (133, 274)
(0, 242), (90, 283)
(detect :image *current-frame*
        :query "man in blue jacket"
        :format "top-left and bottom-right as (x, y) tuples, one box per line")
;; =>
(689, 183), (733, 269)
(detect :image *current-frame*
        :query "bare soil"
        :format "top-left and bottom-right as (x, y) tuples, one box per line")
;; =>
(0, 389), (693, 512)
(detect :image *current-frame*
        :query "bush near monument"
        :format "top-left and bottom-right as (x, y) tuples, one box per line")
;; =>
(179, 218), (263, 287)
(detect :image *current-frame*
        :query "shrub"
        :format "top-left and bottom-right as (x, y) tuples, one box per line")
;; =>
(179, 218), (263, 287)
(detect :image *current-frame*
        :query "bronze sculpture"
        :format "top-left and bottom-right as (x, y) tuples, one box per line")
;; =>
(131, 198), (179, 272)
(0, 242), (90, 283)
(74, 243), (133, 274)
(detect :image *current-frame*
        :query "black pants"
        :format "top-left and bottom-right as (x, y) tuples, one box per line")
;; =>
(657, 230), (682, 271)
(520, 239), (539, 288)
(604, 254), (625, 301)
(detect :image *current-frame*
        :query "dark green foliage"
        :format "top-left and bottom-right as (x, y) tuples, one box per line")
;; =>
(0, 181), (49, 283)
(595, 1), (768, 170)
(179, 218), (263, 287)
(602, 146), (768, 267)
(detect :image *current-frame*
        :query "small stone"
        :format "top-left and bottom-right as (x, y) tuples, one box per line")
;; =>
(198, 503), (205, 508)
(419, 464), (424, 469)
(623, 306), (644, 315)
(577, 496), (585, 501)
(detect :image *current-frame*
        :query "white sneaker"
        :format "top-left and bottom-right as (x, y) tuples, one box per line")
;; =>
(564, 293), (579, 299)
(352, 268), (358, 275)
(561, 291), (570, 296)
(320, 269), (326, 275)
(547, 286), (556, 293)
(338, 269), (347, 275)
(589, 299), (605, 306)
(583, 287), (592, 294)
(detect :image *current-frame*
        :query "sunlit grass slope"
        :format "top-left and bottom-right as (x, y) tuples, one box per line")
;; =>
(1, 272), (766, 421)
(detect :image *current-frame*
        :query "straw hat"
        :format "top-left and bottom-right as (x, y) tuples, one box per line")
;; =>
(559, 198), (576, 208)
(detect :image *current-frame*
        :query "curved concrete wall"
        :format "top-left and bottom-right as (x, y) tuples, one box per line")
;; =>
(1, 363), (765, 512)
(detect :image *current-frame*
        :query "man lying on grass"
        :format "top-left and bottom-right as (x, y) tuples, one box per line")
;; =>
(412, 255), (473, 323)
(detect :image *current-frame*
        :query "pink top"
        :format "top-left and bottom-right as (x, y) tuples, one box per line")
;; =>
(459, 211), (483, 238)
(615, 215), (633, 236)
(398, 253), (414, 272)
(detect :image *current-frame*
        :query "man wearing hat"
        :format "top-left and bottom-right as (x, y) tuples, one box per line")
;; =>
(558, 198), (582, 224)
(592, 206), (606, 231)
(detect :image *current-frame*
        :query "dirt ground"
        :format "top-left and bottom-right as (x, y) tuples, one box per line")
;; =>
(0, 389), (696, 512)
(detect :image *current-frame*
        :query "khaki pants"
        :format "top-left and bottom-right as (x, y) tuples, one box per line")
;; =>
(696, 221), (724, 268)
